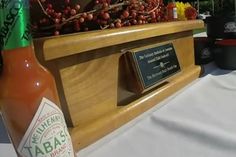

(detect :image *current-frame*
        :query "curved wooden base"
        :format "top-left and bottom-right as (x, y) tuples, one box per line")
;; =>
(34, 20), (204, 152)
(69, 65), (201, 151)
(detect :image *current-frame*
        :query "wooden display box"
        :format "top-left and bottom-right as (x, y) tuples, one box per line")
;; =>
(34, 20), (204, 152)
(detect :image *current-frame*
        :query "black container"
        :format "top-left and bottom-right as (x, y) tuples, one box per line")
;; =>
(206, 16), (236, 39)
(194, 37), (214, 65)
(213, 39), (236, 70)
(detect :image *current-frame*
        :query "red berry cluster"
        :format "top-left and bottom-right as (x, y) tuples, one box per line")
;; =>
(95, 0), (165, 29)
(30, 0), (165, 37)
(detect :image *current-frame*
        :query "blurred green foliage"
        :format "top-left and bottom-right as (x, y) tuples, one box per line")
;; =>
(199, 0), (235, 16)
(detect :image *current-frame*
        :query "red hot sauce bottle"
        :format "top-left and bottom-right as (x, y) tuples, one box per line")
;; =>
(0, 0), (75, 156)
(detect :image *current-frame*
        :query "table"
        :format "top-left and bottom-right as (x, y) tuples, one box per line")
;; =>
(77, 62), (236, 157)
(1, 62), (236, 157)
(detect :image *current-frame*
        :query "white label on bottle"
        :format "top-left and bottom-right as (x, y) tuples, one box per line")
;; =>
(173, 7), (178, 19)
(17, 97), (74, 157)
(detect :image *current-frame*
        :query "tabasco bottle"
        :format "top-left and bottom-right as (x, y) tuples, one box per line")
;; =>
(167, 0), (178, 21)
(0, 0), (74, 157)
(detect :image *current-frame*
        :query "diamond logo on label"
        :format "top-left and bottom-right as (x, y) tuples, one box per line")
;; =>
(17, 98), (74, 157)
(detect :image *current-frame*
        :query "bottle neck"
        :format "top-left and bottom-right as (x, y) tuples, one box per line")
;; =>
(1, 45), (38, 75)
(0, 0), (36, 75)
(0, 0), (32, 51)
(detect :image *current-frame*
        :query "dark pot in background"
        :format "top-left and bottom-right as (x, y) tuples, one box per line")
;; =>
(194, 37), (214, 65)
(213, 39), (236, 70)
(206, 16), (236, 39)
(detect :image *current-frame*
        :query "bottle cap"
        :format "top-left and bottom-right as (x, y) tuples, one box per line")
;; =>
(0, 0), (32, 51)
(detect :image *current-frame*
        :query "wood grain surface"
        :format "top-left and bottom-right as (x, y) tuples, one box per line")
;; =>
(35, 20), (204, 60)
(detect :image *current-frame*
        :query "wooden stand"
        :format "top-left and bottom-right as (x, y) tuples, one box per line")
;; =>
(34, 20), (204, 152)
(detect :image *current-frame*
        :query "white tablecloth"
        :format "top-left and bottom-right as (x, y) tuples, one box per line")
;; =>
(193, 32), (207, 38)
(77, 63), (236, 157)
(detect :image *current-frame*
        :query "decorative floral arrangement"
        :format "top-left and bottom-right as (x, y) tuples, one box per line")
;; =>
(176, 2), (196, 20)
(30, 0), (197, 38)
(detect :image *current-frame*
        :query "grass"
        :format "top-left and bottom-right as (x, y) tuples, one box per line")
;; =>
(193, 28), (206, 34)
(193, 27), (207, 34)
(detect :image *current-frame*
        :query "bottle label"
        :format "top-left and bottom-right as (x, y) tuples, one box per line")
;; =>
(173, 7), (178, 19)
(0, 0), (31, 50)
(17, 97), (74, 157)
